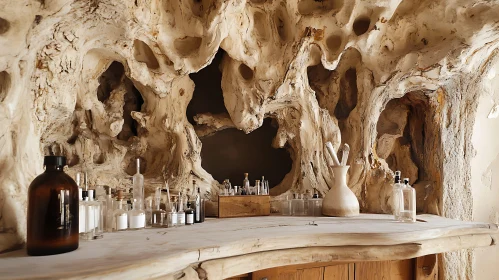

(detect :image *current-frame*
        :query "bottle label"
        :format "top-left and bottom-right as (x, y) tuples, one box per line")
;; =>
(178, 213), (185, 225)
(186, 213), (194, 224)
(129, 214), (145, 228)
(169, 213), (178, 226)
(86, 205), (95, 230)
(116, 215), (128, 230)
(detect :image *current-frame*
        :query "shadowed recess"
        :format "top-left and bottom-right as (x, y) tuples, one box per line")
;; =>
(298, 0), (343, 15)
(353, 16), (371, 36)
(133, 39), (160, 69)
(174, 36), (202, 57)
(0, 71), (11, 102)
(0, 17), (10, 35)
(96, 61), (124, 103)
(335, 68), (358, 120)
(200, 118), (292, 188)
(187, 49), (228, 125)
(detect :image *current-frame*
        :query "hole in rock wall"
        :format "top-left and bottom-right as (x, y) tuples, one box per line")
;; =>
(97, 61), (124, 103)
(376, 91), (434, 184)
(133, 39), (160, 69)
(0, 71), (11, 102)
(96, 61), (144, 142)
(239, 63), (254, 81)
(275, 9), (291, 42)
(0, 17), (10, 35)
(326, 34), (342, 54)
(174, 36), (202, 57)
(186, 49), (228, 125)
(253, 11), (269, 41)
(117, 78), (144, 142)
(201, 118), (292, 188)
(353, 16), (371, 36)
(297, 0), (342, 15)
(335, 68), (358, 120)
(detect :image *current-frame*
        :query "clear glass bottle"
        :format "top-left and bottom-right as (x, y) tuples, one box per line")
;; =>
(27, 156), (79, 256)
(76, 188), (86, 235)
(399, 178), (416, 222)
(291, 193), (305, 216)
(88, 190), (103, 239)
(132, 158), (144, 210)
(255, 180), (261, 195)
(260, 177), (267, 195)
(81, 196), (95, 241)
(167, 201), (178, 227)
(281, 195), (291, 216)
(194, 186), (204, 223)
(392, 171), (403, 221)
(145, 199), (153, 228)
(243, 173), (250, 189)
(128, 199), (146, 230)
(113, 191), (128, 231)
(177, 193), (186, 226)
(104, 188), (115, 233)
(152, 188), (166, 227)
(185, 202), (194, 225)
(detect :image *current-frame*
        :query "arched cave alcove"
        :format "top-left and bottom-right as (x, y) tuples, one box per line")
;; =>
(187, 49), (293, 188)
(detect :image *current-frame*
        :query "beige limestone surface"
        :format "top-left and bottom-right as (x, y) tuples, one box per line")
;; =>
(1, 0), (499, 278)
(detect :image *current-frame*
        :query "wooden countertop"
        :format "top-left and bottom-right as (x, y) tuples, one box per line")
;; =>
(0, 214), (497, 280)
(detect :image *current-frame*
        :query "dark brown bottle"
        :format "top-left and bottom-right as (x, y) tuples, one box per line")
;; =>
(27, 156), (79, 256)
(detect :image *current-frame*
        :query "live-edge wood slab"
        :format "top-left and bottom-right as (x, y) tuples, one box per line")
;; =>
(0, 214), (496, 280)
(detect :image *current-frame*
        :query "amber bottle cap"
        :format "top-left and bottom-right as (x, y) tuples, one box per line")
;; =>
(43, 156), (66, 167)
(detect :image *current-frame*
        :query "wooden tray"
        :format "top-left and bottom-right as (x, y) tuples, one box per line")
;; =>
(218, 195), (270, 218)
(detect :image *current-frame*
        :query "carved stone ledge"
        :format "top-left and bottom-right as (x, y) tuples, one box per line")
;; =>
(0, 214), (497, 280)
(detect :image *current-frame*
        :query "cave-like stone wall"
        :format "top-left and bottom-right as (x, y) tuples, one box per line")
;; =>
(1, 0), (499, 278)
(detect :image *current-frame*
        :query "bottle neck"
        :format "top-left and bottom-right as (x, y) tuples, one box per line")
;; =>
(45, 165), (63, 172)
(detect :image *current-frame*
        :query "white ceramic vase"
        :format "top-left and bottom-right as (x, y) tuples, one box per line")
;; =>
(322, 165), (360, 217)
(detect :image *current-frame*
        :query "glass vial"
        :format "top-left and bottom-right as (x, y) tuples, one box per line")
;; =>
(393, 171), (403, 221)
(27, 156), (79, 256)
(145, 199), (153, 228)
(185, 202), (194, 225)
(167, 201), (178, 227)
(194, 186), (204, 223)
(113, 191), (128, 231)
(152, 188), (166, 227)
(291, 193), (305, 216)
(399, 178), (416, 222)
(132, 158), (144, 210)
(281, 195), (291, 216)
(128, 199), (146, 230)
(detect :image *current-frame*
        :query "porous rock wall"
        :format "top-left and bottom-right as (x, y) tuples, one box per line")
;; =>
(1, 0), (499, 278)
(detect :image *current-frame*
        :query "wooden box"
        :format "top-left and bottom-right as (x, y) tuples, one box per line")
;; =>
(218, 195), (270, 218)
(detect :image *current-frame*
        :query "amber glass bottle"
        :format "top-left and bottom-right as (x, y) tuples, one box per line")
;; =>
(27, 156), (79, 256)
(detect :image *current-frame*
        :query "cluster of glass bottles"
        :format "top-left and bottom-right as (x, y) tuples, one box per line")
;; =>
(221, 173), (270, 196)
(392, 171), (416, 222)
(281, 190), (323, 216)
(77, 160), (206, 241)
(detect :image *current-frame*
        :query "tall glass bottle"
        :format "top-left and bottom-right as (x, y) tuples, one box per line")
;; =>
(132, 158), (144, 210)
(255, 180), (261, 195)
(152, 188), (166, 227)
(88, 190), (103, 239)
(392, 171), (403, 221)
(113, 190), (128, 231)
(128, 199), (146, 230)
(27, 156), (78, 256)
(78, 188), (86, 236)
(104, 188), (115, 233)
(399, 178), (416, 222)
(177, 193), (185, 226)
(194, 186), (204, 223)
